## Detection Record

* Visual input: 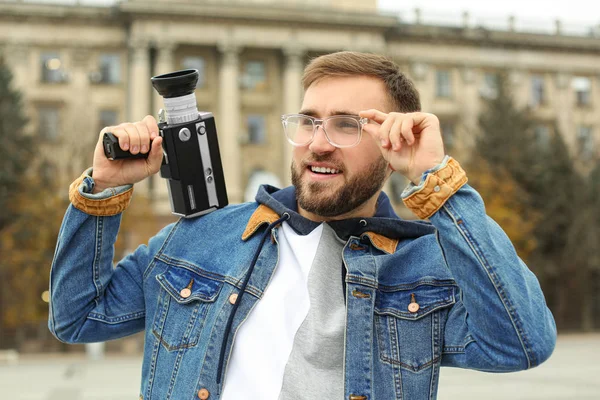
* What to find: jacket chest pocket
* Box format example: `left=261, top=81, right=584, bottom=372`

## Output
left=152, top=263, right=223, bottom=352
left=374, top=283, right=456, bottom=372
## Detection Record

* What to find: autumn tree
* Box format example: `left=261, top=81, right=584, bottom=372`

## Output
left=0, top=58, right=159, bottom=350
left=475, top=74, right=597, bottom=330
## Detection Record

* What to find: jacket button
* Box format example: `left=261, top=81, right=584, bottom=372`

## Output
left=408, top=293, right=420, bottom=313
left=197, top=388, right=210, bottom=399
left=349, top=395, right=367, bottom=400
left=180, top=288, right=192, bottom=298
left=229, top=293, right=238, bottom=304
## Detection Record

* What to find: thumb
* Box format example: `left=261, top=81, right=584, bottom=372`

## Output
left=148, top=136, right=164, bottom=173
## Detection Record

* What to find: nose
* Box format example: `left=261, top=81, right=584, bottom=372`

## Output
left=308, top=125, right=336, bottom=154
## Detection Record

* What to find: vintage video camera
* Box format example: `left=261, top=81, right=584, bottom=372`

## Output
left=103, top=69, right=228, bottom=218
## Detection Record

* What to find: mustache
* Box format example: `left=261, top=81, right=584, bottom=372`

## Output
left=300, top=154, right=344, bottom=170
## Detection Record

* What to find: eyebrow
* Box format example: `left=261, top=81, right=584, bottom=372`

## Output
left=299, top=109, right=359, bottom=118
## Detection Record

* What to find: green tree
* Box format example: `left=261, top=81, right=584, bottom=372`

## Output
left=0, top=57, right=32, bottom=231
left=476, top=74, right=595, bottom=330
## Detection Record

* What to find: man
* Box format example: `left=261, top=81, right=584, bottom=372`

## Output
left=48, top=51, right=556, bottom=400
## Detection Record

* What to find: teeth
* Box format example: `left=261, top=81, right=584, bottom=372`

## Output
left=311, top=166, right=340, bottom=174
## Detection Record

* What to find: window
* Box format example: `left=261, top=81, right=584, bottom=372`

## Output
left=577, top=125, right=594, bottom=160
left=38, top=106, right=60, bottom=141
left=99, top=54, right=121, bottom=84
left=98, top=110, right=118, bottom=133
left=435, top=70, right=452, bottom=98
left=440, top=122, right=455, bottom=151
left=533, top=124, right=551, bottom=149
left=531, top=75, right=546, bottom=107
left=40, top=52, right=64, bottom=83
left=480, top=72, right=499, bottom=99
left=241, top=61, right=267, bottom=91
left=246, top=115, right=266, bottom=144
left=182, top=56, right=206, bottom=88
left=572, top=77, right=591, bottom=107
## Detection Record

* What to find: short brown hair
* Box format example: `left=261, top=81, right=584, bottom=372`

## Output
left=302, top=51, right=421, bottom=113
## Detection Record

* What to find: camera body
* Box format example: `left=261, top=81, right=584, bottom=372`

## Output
left=158, top=111, right=228, bottom=218
left=103, top=69, right=228, bottom=218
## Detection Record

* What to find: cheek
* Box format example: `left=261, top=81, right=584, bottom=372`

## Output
left=292, top=147, right=305, bottom=166
left=346, top=142, right=383, bottom=173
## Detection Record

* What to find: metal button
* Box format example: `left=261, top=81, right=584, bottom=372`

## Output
left=408, top=293, right=420, bottom=313
left=434, top=185, right=441, bottom=192
left=408, top=302, right=420, bottom=313
left=349, top=395, right=367, bottom=400
left=197, top=388, right=210, bottom=399
left=229, top=293, right=238, bottom=305
left=180, top=278, right=194, bottom=298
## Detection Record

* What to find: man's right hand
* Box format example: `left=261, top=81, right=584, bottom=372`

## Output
left=91, top=115, right=164, bottom=194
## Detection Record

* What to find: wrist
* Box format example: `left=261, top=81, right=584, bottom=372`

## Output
left=90, top=172, right=114, bottom=194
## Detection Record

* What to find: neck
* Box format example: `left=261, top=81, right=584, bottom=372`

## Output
left=297, top=191, right=381, bottom=222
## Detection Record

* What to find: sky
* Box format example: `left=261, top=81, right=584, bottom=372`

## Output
left=24, top=0, right=600, bottom=32
left=378, top=0, right=600, bottom=30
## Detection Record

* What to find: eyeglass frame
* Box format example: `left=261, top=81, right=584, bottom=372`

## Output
left=280, top=113, right=370, bottom=149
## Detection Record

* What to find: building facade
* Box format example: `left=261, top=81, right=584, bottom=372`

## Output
left=1, top=0, right=599, bottom=222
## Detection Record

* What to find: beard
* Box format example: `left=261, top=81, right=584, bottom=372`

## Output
left=291, top=154, right=388, bottom=218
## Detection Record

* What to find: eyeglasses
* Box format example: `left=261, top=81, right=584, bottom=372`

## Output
left=281, top=114, right=370, bottom=148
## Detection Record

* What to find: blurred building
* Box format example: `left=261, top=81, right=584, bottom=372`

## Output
left=1, top=0, right=599, bottom=224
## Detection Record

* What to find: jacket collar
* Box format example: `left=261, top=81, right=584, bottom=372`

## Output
left=242, top=185, right=435, bottom=254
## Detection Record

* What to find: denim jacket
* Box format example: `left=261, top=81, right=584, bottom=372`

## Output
left=48, top=157, right=556, bottom=400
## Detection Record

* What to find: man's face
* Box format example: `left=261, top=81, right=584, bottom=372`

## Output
left=291, top=75, right=390, bottom=219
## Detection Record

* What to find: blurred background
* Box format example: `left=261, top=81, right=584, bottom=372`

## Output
left=0, top=0, right=599, bottom=399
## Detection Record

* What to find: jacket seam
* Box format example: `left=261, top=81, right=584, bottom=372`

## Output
left=441, top=202, right=533, bottom=368
left=88, top=310, right=145, bottom=324
left=143, top=219, right=183, bottom=281
left=376, top=280, right=458, bottom=292
left=155, top=254, right=226, bottom=283
left=92, top=216, right=104, bottom=298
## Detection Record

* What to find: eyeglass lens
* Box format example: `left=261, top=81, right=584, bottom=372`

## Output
left=284, top=116, right=361, bottom=147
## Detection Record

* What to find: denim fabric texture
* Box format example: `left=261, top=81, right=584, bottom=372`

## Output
left=48, top=167, right=557, bottom=400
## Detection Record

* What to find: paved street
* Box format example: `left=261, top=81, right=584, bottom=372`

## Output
left=1, top=334, right=598, bottom=399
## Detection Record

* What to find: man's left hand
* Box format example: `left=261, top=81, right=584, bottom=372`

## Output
left=359, top=110, right=446, bottom=185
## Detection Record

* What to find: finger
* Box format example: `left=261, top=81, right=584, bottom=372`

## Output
left=401, top=117, right=415, bottom=145
left=147, top=136, right=163, bottom=173
left=359, top=109, right=388, bottom=124
left=122, top=123, right=141, bottom=154
left=104, top=127, right=130, bottom=151
left=134, top=121, right=151, bottom=154
left=389, top=117, right=404, bottom=151
left=143, top=115, right=159, bottom=140
left=378, top=114, right=396, bottom=148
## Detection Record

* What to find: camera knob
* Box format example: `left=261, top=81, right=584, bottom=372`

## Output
left=179, top=127, right=191, bottom=142
left=198, top=125, right=207, bottom=135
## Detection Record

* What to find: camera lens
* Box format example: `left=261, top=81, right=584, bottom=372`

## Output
left=151, top=69, right=199, bottom=98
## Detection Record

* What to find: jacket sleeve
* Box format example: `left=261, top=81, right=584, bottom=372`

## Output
left=402, top=157, right=557, bottom=372
left=48, top=170, right=175, bottom=343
